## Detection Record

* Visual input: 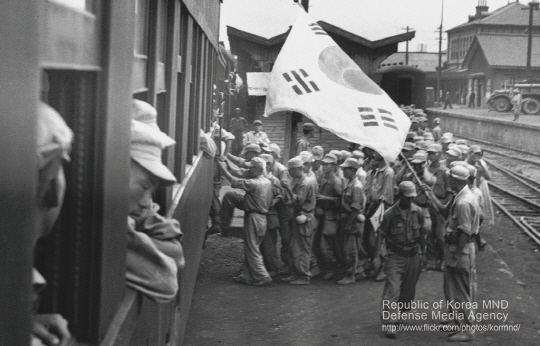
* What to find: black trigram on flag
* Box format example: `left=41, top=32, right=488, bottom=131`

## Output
left=282, top=69, right=320, bottom=95
left=309, top=23, right=328, bottom=36
left=358, top=107, right=398, bottom=131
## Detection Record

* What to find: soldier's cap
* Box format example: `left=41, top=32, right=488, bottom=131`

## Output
left=253, top=119, right=263, bottom=125
left=303, top=122, right=316, bottom=131
left=419, top=117, right=428, bottom=122
left=357, top=158, right=365, bottom=166
left=513, top=88, right=520, bottom=93
left=427, top=143, right=442, bottom=153
left=267, top=143, right=281, bottom=156
left=457, top=144, right=470, bottom=155
left=339, top=158, right=359, bottom=169
left=455, top=139, right=468, bottom=145
left=415, top=141, right=428, bottom=151
left=321, top=153, right=338, bottom=164
left=410, top=152, right=427, bottom=164
left=423, top=132, right=434, bottom=140
left=241, top=143, right=262, bottom=154
left=466, top=164, right=477, bottom=178
left=413, top=136, right=424, bottom=143
left=329, top=150, right=342, bottom=160
left=131, top=120, right=177, bottom=186
left=259, top=153, right=274, bottom=164
left=411, top=118, right=420, bottom=123
left=440, top=136, right=453, bottom=144
left=402, top=142, right=415, bottom=151
left=399, top=181, right=417, bottom=197
left=260, top=143, right=272, bottom=153
left=446, top=148, right=461, bottom=157
left=433, top=118, right=441, bottom=124
left=311, top=145, right=324, bottom=160
left=469, top=145, right=482, bottom=154
left=132, top=99, right=159, bottom=130
left=449, top=165, right=470, bottom=181
left=287, top=157, right=304, bottom=168
left=245, top=157, right=266, bottom=169
left=352, top=150, right=365, bottom=159
left=37, top=102, right=74, bottom=164
left=341, top=150, right=353, bottom=160
left=299, top=150, right=314, bottom=163
left=443, top=132, right=453, bottom=139
left=407, top=131, right=418, bottom=139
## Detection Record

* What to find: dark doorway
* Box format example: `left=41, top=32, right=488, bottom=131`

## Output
left=397, top=77, right=413, bottom=106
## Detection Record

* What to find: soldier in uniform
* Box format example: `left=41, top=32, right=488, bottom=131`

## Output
left=376, top=181, right=426, bottom=339
left=282, top=157, right=317, bottom=285
left=316, top=154, right=343, bottom=280
left=337, top=158, right=366, bottom=284
left=265, top=143, right=295, bottom=275
left=442, top=165, right=481, bottom=342
left=401, top=152, right=436, bottom=270
left=296, top=122, right=315, bottom=155
left=229, top=107, right=247, bottom=155
left=364, top=151, right=395, bottom=279
left=426, top=144, right=452, bottom=270
left=259, top=154, right=284, bottom=277
left=432, top=118, right=442, bottom=142
left=311, top=145, right=324, bottom=182
left=217, top=157, right=273, bottom=286
left=242, top=119, right=270, bottom=147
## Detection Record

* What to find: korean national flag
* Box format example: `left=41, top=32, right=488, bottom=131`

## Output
left=264, top=6, right=411, bottom=162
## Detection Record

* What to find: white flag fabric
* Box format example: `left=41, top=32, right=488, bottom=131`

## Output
left=264, top=8, right=411, bottom=162
left=369, top=203, right=386, bottom=233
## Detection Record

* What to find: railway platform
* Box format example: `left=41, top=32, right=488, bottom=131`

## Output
left=427, top=105, right=540, bottom=127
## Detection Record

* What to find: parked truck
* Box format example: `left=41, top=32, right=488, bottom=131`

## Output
left=487, top=79, right=540, bottom=114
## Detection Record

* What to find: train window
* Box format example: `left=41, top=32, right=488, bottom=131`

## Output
left=158, top=0, right=168, bottom=64
left=134, top=0, right=150, bottom=91
left=135, top=0, right=149, bottom=55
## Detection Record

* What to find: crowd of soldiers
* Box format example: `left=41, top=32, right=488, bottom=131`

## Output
left=212, top=105, right=492, bottom=342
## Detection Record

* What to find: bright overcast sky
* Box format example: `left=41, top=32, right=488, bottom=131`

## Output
left=220, top=0, right=519, bottom=52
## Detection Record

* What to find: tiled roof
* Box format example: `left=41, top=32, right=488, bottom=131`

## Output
left=378, top=52, right=446, bottom=72
left=448, top=2, right=540, bottom=32
left=465, top=34, right=540, bottom=68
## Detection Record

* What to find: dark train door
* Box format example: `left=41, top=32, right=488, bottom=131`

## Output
left=397, top=76, right=413, bottom=106
left=374, top=65, right=427, bottom=109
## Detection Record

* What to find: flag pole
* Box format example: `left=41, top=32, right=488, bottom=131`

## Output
left=398, top=152, right=434, bottom=203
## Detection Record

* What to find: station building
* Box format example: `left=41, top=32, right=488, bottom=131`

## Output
left=442, top=0, right=540, bottom=107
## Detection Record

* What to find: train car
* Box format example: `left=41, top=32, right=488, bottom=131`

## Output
left=373, top=65, right=427, bottom=110
left=1, top=1, right=222, bottom=345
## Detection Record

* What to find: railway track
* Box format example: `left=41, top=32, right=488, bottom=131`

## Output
left=455, top=136, right=540, bottom=246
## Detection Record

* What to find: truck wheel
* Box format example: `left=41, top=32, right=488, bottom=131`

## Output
left=493, top=97, right=510, bottom=112
left=523, top=98, right=540, bottom=115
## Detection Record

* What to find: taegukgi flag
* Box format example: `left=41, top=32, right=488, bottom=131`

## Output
left=264, top=7, right=411, bottom=162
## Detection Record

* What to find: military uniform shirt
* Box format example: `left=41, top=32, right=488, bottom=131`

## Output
left=447, top=186, right=481, bottom=236
left=380, top=203, right=425, bottom=246
left=242, top=131, right=270, bottom=146
left=366, top=165, right=395, bottom=206
left=231, top=175, right=273, bottom=214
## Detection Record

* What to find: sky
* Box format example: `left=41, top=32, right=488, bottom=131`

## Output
left=220, top=0, right=519, bottom=52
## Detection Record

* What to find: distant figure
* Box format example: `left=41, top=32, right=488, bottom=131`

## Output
left=443, top=92, right=453, bottom=109
left=243, top=119, right=270, bottom=147
left=431, top=118, right=442, bottom=142
left=511, top=88, right=522, bottom=121
left=296, top=122, right=315, bottom=155
left=468, top=91, right=476, bottom=108
left=229, top=108, right=247, bottom=155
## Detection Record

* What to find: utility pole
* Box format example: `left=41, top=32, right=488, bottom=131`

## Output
left=526, top=1, right=539, bottom=75
left=402, top=26, right=414, bottom=65
left=437, top=0, right=444, bottom=103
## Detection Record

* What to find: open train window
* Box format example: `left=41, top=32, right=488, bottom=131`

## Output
left=133, top=0, right=150, bottom=91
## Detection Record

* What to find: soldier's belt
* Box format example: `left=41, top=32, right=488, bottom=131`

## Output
left=444, top=232, right=474, bottom=245
left=387, top=242, right=418, bottom=257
